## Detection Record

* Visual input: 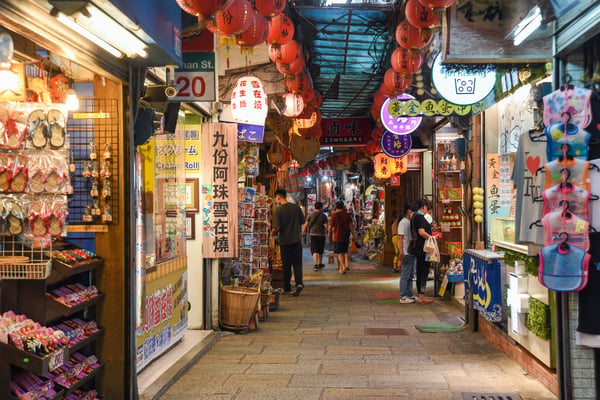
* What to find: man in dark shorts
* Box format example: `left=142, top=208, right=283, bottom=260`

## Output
left=302, top=201, right=329, bottom=271
left=329, top=200, right=354, bottom=274
left=272, top=189, right=305, bottom=296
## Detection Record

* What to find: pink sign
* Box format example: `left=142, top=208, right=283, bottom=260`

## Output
left=380, top=93, right=422, bottom=135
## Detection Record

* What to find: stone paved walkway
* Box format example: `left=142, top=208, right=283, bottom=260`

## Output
left=161, top=249, right=557, bottom=400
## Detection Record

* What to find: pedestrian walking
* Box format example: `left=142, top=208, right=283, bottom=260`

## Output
left=329, top=200, right=354, bottom=274
left=272, top=189, right=305, bottom=296
left=302, top=201, right=329, bottom=271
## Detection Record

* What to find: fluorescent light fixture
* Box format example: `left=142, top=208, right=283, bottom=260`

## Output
left=54, top=3, right=148, bottom=58
left=56, top=12, right=122, bottom=58
left=513, top=6, right=543, bottom=46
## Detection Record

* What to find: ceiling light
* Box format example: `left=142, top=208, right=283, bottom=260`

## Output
left=56, top=12, right=122, bottom=58
left=512, top=6, right=543, bottom=46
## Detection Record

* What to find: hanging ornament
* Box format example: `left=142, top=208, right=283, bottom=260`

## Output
left=276, top=56, right=305, bottom=75
left=418, top=0, right=456, bottom=9
left=391, top=48, right=423, bottom=75
left=389, top=156, right=408, bottom=175
left=206, top=0, right=253, bottom=41
left=295, top=109, right=320, bottom=129
left=236, top=11, right=269, bottom=51
left=395, top=21, right=433, bottom=50
left=231, top=76, right=269, bottom=125
left=269, top=40, right=301, bottom=64
left=176, top=0, right=233, bottom=20
left=284, top=71, right=311, bottom=92
left=282, top=92, right=304, bottom=117
left=384, top=68, right=414, bottom=93
left=254, top=0, right=287, bottom=17
left=405, top=0, right=441, bottom=29
left=267, top=13, right=295, bottom=46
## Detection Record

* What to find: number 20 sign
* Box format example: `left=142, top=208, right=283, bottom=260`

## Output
left=171, top=52, right=216, bottom=102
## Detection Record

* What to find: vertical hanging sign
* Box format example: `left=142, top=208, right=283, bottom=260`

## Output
left=201, top=123, right=238, bottom=258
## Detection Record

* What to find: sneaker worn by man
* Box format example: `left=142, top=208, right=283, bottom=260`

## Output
left=292, top=285, right=304, bottom=296
left=400, top=296, right=416, bottom=304
left=313, top=264, right=319, bottom=271
left=318, top=263, right=325, bottom=269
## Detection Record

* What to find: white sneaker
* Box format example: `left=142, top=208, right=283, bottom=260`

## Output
left=400, top=296, right=416, bottom=304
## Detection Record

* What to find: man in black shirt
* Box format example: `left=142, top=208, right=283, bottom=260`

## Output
left=411, top=198, right=434, bottom=304
left=272, top=189, right=305, bottom=296
left=302, top=201, right=329, bottom=271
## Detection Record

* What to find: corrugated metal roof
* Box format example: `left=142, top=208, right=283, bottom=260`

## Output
left=294, top=4, right=396, bottom=118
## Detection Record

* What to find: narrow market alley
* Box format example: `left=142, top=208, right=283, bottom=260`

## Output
left=160, top=249, right=557, bottom=400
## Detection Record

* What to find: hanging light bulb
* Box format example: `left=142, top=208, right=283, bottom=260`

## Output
left=0, top=27, right=14, bottom=69
left=66, top=88, right=79, bottom=111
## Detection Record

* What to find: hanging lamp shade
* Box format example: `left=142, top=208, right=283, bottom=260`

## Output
left=390, top=156, right=408, bottom=174
left=374, top=153, right=391, bottom=179
left=282, top=92, right=304, bottom=117
left=391, top=48, right=423, bottom=75
left=231, top=76, right=269, bottom=125
left=176, top=0, right=233, bottom=20
left=395, top=21, right=432, bottom=50
left=379, top=82, right=397, bottom=98
left=418, top=0, right=456, bottom=9
left=301, top=86, right=315, bottom=104
left=254, top=0, right=287, bottom=17
left=284, top=71, right=311, bottom=92
left=267, top=13, right=295, bottom=45
left=269, top=40, right=301, bottom=64
left=276, top=56, right=304, bottom=75
left=384, top=68, right=414, bottom=93
left=405, top=0, right=441, bottom=28
left=207, top=0, right=253, bottom=35
left=236, top=11, right=269, bottom=48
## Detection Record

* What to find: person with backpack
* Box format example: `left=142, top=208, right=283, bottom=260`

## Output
left=329, top=200, right=354, bottom=274
left=302, top=201, right=329, bottom=271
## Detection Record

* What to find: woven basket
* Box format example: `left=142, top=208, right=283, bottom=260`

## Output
left=220, top=285, right=259, bottom=330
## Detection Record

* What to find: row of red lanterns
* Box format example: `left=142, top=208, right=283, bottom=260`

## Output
left=369, top=0, right=456, bottom=131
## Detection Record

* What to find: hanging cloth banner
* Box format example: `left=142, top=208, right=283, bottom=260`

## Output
left=201, top=123, right=238, bottom=258
left=320, top=117, right=373, bottom=146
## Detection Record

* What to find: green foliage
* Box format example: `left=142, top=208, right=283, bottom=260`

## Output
left=503, top=284, right=511, bottom=317
left=525, top=297, right=551, bottom=340
left=499, top=248, right=539, bottom=276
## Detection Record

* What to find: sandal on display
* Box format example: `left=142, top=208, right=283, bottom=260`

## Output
left=28, top=159, right=46, bottom=194
left=10, top=156, right=28, bottom=193
left=6, top=202, right=24, bottom=236
left=0, top=155, right=13, bottom=192
left=47, top=109, right=66, bottom=149
left=45, top=167, right=63, bottom=193
left=27, top=109, right=48, bottom=149
left=29, top=202, right=47, bottom=236
left=5, top=111, right=27, bottom=149
left=47, top=202, right=66, bottom=237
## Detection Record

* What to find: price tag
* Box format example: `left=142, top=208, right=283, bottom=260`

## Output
left=48, top=348, right=65, bottom=371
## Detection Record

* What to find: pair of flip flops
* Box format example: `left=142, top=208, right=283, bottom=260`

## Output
left=0, top=200, right=25, bottom=236
left=0, top=109, right=27, bottom=149
left=28, top=156, right=68, bottom=194
left=29, top=201, right=67, bottom=237
left=0, top=155, right=28, bottom=193
left=27, top=109, right=66, bottom=149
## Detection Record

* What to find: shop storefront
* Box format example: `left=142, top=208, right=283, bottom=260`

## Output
left=0, top=0, right=183, bottom=398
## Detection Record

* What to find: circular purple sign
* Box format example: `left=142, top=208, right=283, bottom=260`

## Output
left=380, top=93, right=423, bottom=135
left=380, top=130, right=412, bottom=158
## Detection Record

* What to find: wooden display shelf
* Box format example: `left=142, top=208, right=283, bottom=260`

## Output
left=45, top=293, right=105, bottom=321
left=47, top=259, right=104, bottom=285
left=69, top=328, right=104, bottom=354
left=57, top=363, right=104, bottom=393
left=0, top=341, right=68, bottom=375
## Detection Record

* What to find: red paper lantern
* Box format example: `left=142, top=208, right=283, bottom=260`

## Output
left=284, top=71, right=310, bottom=92
left=295, top=110, right=320, bottom=129
left=231, top=76, right=269, bottom=125
left=370, top=103, right=381, bottom=121
left=384, top=68, right=414, bottom=93
left=301, top=86, right=315, bottom=104
left=297, top=103, right=315, bottom=119
left=267, top=13, right=295, bottom=45
left=176, top=0, right=233, bottom=19
left=276, top=56, right=304, bottom=75
left=313, top=91, right=322, bottom=107
left=418, top=0, right=456, bottom=9
left=254, top=0, right=287, bottom=17
left=318, top=160, right=327, bottom=169
left=269, top=40, right=300, bottom=64
left=374, top=90, right=386, bottom=109
left=379, top=82, right=396, bottom=98
left=391, top=48, right=423, bottom=74
left=236, top=11, right=269, bottom=48
left=282, top=92, right=304, bottom=117
left=371, top=127, right=383, bottom=141
left=405, top=0, right=441, bottom=29
left=209, top=0, right=253, bottom=35
left=395, top=21, right=432, bottom=50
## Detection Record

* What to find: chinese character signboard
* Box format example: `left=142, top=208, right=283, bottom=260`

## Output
left=201, top=123, right=238, bottom=258
left=380, top=130, right=412, bottom=158
left=320, top=117, right=372, bottom=146
left=380, top=93, right=423, bottom=134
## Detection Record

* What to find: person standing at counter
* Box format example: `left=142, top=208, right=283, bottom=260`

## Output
left=411, top=198, right=434, bottom=304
